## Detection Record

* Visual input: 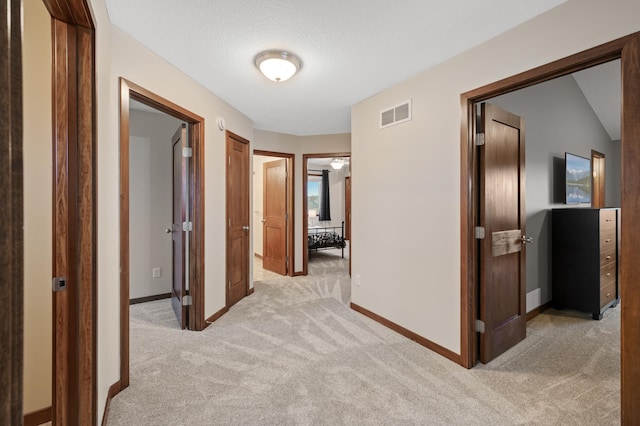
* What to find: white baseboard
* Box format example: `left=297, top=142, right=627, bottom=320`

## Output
left=526, top=288, right=541, bottom=313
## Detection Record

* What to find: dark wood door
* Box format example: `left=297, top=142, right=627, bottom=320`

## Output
left=263, top=159, right=287, bottom=275
left=226, top=132, right=250, bottom=308
left=345, top=176, right=351, bottom=240
left=478, top=103, right=527, bottom=363
left=171, top=124, right=188, bottom=329
left=591, top=150, right=605, bottom=208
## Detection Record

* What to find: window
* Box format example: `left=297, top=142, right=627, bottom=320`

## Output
left=308, top=176, right=322, bottom=225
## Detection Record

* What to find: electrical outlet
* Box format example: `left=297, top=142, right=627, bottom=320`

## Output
left=152, top=267, right=161, bottom=278
left=355, top=274, right=361, bottom=286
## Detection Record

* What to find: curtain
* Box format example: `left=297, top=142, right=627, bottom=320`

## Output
left=319, top=169, right=331, bottom=221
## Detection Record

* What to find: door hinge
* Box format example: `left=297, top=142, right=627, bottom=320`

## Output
left=285, top=213, right=289, bottom=220
left=182, top=147, right=193, bottom=158
left=475, top=132, right=485, bottom=146
left=182, top=221, right=193, bottom=232
left=228, top=281, right=231, bottom=290
left=52, top=277, right=67, bottom=292
left=475, top=320, right=485, bottom=333
left=228, top=156, right=231, bottom=165
left=228, top=218, right=231, bottom=228
left=182, top=295, right=192, bottom=306
left=475, top=226, right=485, bottom=239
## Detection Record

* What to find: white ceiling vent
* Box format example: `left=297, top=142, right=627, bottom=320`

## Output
left=380, top=99, right=412, bottom=129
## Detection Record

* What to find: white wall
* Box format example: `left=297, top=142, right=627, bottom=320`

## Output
left=129, top=110, right=184, bottom=299
left=89, top=0, right=254, bottom=421
left=351, top=0, right=640, bottom=355
left=253, top=131, right=351, bottom=272
left=22, top=0, right=52, bottom=414
left=252, top=155, right=270, bottom=257
left=489, top=74, right=620, bottom=308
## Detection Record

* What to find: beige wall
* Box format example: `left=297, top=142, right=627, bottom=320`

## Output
left=253, top=131, right=351, bottom=272
left=89, top=0, right=254, bottom=420
left=23, top=0, right=52, bottom=414
left=351, top=0, right=640, bottom=354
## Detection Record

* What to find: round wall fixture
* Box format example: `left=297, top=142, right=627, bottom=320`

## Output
left=216, top=116, right=226, bottom=131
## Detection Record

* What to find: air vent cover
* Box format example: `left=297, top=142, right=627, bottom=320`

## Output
left=380, top=99, right=412, bottom=129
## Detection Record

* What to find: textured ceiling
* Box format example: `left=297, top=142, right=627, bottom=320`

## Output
left=107, top=0, right=566, bottom=136
left=572, top=60, right=621, bottom=141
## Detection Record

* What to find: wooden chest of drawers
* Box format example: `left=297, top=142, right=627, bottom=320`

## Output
left=551, top=208, right=620, bottom=320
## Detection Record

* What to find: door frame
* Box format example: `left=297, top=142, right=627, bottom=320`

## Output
left=40, top=0, right=97, bottom=424
left=253, top=150, right=295, bottom=277
left=2, top=0, right=25, bottom=423
left=118, top=78, right=206, bottom=393
left=459, top=32, right=640, bottom=422
left=302, top=152, right=351, bottom=275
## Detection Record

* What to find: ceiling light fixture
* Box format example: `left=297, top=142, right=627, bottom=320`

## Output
left=255, top=50, right=302, bottom=82
left=330, top=158, right=345, bottom=170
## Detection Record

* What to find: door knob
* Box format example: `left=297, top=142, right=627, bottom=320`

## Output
left=165, top=228, right=173, bottom=233
left=261, top=219, right=266, bottom=223
left=521, top=235, right=533, bottom=244
left=242, top=226, right=250, bottom=231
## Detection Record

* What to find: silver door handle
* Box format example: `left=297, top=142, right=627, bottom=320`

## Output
left=165, top=228, right=173, bottom=233
left=521, top=235, right=533, bottom=244
left=242, top=226, right=250, bottom=231
left=261, top=220, right=266, bottom=223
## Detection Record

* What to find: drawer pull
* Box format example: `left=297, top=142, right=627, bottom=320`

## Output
left=605, top=239, right=612, bottom=243
left=606, top=256, right=612, bottom=260
left=606, top=273, right=612, bottom=277
left=606, top=292, right=612, bottom=297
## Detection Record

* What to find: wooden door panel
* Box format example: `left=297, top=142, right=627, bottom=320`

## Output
left=263, top=159, right=287, bottom=275
left=479, top=103, right=526, bottom=363
left=229, top=235, right=243, bottom=285
left=226, top=132, right=249, bottom=308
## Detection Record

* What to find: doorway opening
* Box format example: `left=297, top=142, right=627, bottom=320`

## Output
left=303, top=153, right=351, bottom=276
left=118, top=78, right=206, bottom=391
left=252, top=150, right=294, bottom=281
left=459, top=33, right=640, bottom=421
left=472, top=59, right=623, bottom=363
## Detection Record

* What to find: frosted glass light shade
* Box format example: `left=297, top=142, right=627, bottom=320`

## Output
left=331, top=158, right=345, bottom=170
left=255, top=51, right=301, bottom=82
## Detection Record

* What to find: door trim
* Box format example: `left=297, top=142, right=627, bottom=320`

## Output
left=459, top=32, right=640, bottom=423
left=118, top=78, right=206, bottom=393
left=302, top=152, right=351, bottom=275
left=42, top=0, right=97, bottom=423
left=254, top=150, right=295, bottom=277
left=2, top=0, right=24, bottom=423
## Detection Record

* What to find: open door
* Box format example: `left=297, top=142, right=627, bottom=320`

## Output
left=478, top=103, right=528, bottom=363
left=171, top=124, right=188, bottom=328
left=263, top=159, right=288, bottom=275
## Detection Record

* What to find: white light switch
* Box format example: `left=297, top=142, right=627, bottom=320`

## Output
left=152, top=267, right=161, bottom=278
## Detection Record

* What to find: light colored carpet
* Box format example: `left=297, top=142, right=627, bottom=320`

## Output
left=107, top=255, right=620, bottom=425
